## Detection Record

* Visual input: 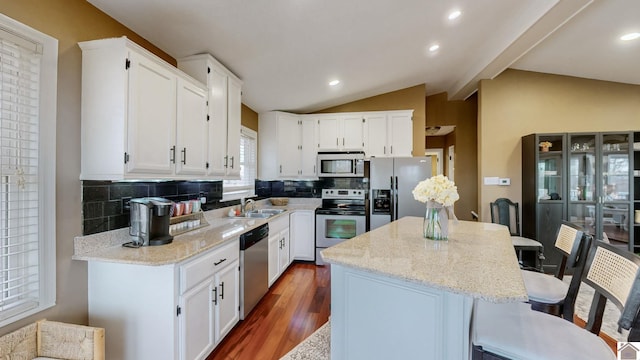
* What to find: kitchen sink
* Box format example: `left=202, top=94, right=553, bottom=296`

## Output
left=239, top=208, right=286, bottom=218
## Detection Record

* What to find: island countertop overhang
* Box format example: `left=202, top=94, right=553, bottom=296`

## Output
left=321, top=216, right=528, bottom=303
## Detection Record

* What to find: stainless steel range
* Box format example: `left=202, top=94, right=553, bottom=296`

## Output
left=315, top=189, right=367, bottom=265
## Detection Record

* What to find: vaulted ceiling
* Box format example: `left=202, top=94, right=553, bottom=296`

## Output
left=87, top=0, right=640, bottom=114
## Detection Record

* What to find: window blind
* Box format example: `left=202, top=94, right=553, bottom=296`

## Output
left=0, top=35, right=41, bottom=320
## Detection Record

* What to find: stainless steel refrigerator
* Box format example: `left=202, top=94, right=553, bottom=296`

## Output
left=369, top=157, right=432, bottom=230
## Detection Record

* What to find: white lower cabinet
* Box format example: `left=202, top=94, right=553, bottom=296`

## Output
left=87, top=239, right=239, bottom=360
left=179, top=240, right=240, bottom=360
left=267, top=215, right=291, bottom=287
left=290, top=210, right=315, bottom=261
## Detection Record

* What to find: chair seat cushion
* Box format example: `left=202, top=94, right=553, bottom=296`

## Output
left=521, top=269, right=568, bottom=303
left=511, top=236, right=543, bottom=248
left=472, top=300, right=615, bottom=360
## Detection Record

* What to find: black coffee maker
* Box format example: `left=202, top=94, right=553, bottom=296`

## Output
left=128, top=197, right=174, bottom=246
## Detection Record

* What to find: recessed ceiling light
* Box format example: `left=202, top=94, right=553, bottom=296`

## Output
left=429, top=44, right=440, bottom=52
left=329, top=80, right=340, bottom=86
left=448, top=10, right=462, bottom=20
left=620, top=32, right=640, bottom=41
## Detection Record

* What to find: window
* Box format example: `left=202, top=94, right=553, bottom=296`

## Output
left=222, top=127, right=257, bottom=201
left=0, top=14, right=57, bottom=327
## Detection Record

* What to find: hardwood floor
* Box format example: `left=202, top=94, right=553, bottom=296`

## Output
left=207, top=262, right=331, bottom=360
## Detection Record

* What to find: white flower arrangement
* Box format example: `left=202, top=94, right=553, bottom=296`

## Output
left=412, top=174, right=459, bottom=207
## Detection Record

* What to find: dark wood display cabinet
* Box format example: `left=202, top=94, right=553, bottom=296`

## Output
left=523, top=131, right=637, bottom=272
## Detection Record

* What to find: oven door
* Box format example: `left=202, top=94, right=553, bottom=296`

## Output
left=315, top=213, right=366, bottom=248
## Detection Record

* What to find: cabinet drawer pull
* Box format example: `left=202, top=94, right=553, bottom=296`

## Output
left=214, top=258, right=227, bottom=266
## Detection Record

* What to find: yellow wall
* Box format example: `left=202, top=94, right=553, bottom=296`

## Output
left=241, top=104, right=259, bottom=132
left=315, top=84, right=426, bottom=156
left=478, top=69, right=640, bottom=222
left=425, top=93, right=478, bottom=221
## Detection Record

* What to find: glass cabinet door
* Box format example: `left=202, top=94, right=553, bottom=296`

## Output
left=537, top=135, right=564, bottom=201
left=568, top=134, right=597, bottom=235
left=601, top=133, right=631, bottom=246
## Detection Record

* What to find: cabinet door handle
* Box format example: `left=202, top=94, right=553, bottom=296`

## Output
left=343, top=138, right=345, bottom=146
left=219, top=281, right=225, bottom=300
left=212, top=287, right=218, bottom=306
left=181, top=148, right=187, bottom=165
left=214, top=258, right=227, bottom=266
left=336, top=138, right=338, bottom=146
left=384, top=146, right=386, bottom=155
left=224, top=156, right=228, bottom=168
left=170, top=146, right=176, bottom=164
left=230, top=156, right=235, bottom=169
left=390, top=145, right=393, bottom=154
left=280, top=165, right=282, bottom=173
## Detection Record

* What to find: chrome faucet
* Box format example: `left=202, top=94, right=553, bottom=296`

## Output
left=240, top=198, right=255, bottom=214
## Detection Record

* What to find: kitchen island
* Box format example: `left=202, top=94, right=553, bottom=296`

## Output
left=321, top=217, right=527, bottom=360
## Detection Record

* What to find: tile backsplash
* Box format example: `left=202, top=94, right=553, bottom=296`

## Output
left=82, top=180, right=223, bottom=235
left=82, top=177, right=369, bottom=236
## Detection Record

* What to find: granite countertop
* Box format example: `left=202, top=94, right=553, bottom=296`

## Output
left=321, top=217, right=527, bottom=303
left=73, top=199, right=320, bottom=266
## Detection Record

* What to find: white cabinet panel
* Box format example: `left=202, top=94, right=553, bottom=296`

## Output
left=179, top=279, right=215, bottom=360
left=290, top=210, right=315, bottom=261
left=259, top=112, right=318, bottom=180
left=267, top=215, right=291, bottom=286
left=365, top=110, right=413, bottom=158
left=277, top=114, right=303, bottom=178
left=126, top=50, right=176, bottom=175
left=226, top=77, right=242, bottom=178
left=317, top=114, right=365, bottom=151
left=178, top=54, right=244, bottom=179
left=176, top=78, right=208, bottom=175
left=215, top=259, right=240, bottom=343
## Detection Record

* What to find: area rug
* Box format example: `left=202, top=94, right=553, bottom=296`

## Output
left=280, top=321, right=331, bottom=360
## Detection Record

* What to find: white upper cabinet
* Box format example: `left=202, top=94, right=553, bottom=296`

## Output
left=259, top=111, right=318, bottom=180
left=259, top=109, right=413, bottom=180
left=365, top=110, right=413, bottom=157
left=79, top=37, right=208, bottom=180
left=125, top=50, right=177, bottom=175
left=317, top=114, right=366, bottom=151
left=176, top=78, right=208, bottom=175
left=178, top=53, right=243, bottom=179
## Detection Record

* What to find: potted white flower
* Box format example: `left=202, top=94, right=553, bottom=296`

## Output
left=412, top=175, right=459, bottom=240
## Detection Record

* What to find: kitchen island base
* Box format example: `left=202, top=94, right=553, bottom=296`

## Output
left=330, top=264, right=473, bottom=360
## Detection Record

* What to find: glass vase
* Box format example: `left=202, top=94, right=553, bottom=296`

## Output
left=423, top=201, right=449, bottom=240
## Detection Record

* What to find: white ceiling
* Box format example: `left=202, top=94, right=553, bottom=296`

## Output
left=86, top=0, right=639, bottom=114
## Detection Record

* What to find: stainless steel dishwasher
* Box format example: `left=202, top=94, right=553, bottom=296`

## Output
left=239, top=223, right=269, bottom=320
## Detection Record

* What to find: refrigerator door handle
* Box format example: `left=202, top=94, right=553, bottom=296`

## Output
left=394, top=176, right=399, bottom=221
left=390, top=176, right=395, bottom=221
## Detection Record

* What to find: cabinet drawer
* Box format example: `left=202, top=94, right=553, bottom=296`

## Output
left=180, top=239, right=239, bottom=294
left=269, top=214, right=289, bottom=235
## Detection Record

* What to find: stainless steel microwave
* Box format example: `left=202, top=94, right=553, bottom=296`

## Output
left=317, top=152, right=365, bottom=177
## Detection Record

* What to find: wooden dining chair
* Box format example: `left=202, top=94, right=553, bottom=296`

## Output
left=490, top=198, right=545, bottom=271
left=471, top=240, right=640, bottom=360
left=522, top=221, right=588, bottom=317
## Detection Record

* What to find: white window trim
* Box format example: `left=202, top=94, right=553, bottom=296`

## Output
left=222, top=126, right=257, bottom=202
left=0, top=14, right=57, bottom=327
